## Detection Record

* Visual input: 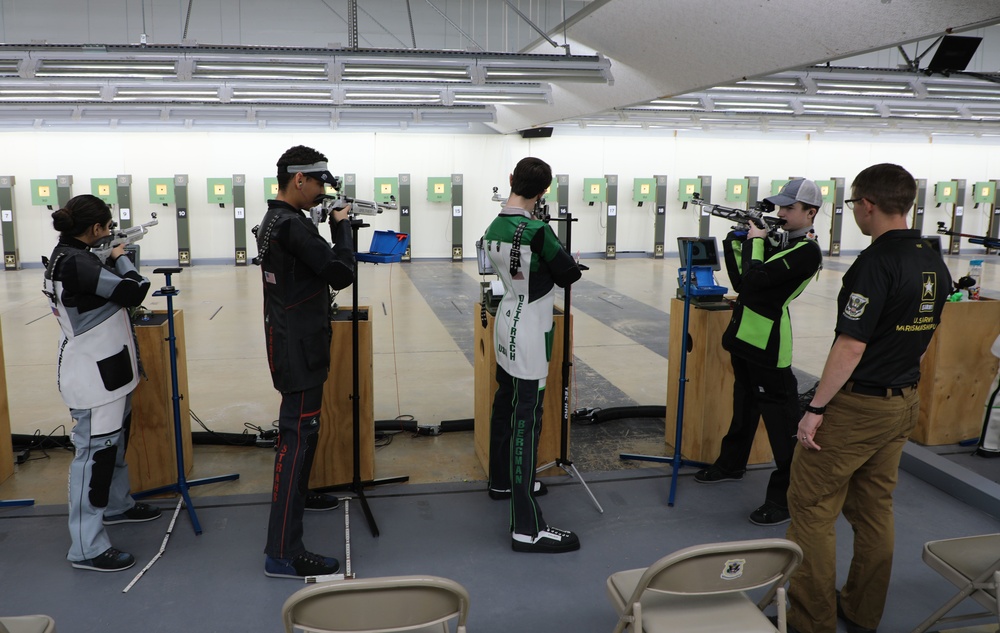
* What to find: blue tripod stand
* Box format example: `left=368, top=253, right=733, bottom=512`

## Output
left=132, top=268, right=239, bottom=534
left=620, top=239, right=708, bottom=506
left=0, top=498, right=33, bottom=508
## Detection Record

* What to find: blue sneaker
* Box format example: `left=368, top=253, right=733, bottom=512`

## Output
left=264, top=551, right=340, bottom=579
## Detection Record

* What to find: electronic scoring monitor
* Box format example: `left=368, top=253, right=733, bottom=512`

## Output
left=677, top=236, right=721, bottom=271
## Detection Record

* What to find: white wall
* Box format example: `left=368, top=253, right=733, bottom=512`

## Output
left=2, top=129, right=999, bottom=266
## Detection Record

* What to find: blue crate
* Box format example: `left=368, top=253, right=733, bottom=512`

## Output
left=356, top=230, right=410, bottom=263
left=677, top=266, right=728, bottom=296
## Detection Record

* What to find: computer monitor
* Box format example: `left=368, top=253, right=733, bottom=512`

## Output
left=677, top=237, right=721, bottom=271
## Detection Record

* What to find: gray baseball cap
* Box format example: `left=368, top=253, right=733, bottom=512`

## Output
left=765, top=178, right=823, bottom=208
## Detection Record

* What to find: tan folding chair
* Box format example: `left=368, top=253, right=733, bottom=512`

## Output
left=0, top=615, right=57, bottom=633
left=281, top=575, right=469, bottom=633
left=911, top=533, right=1000, bottom=633
left=606, top=538, right=802, bottom=633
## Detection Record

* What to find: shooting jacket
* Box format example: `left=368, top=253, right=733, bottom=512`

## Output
left=257, top=199, right=355, bottom=393
left=482, top=206, right=581, bottom=381
left=43, top=237, right=150, bottom=410
left=721, top=228, right=822, bottom=368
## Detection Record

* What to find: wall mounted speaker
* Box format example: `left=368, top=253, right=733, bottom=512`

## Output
left=927, top=35, right=982, bottom=73
left=519, top=127, right=554, bottom=139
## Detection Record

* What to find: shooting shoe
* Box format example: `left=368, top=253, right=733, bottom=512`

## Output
left=103, top=502, right=162, bottom=525
left=511, top=526, right=580, bottom=553
left=488, top=480, right=548, bottom=500
left=71, top=547, right=135, bottom=572
left=265, top=552, right=340, bottom=579
left=748, top=500, right=791, bottom=526
left=694, top=465, right=745, bottom=484
left=304, top=492, right=340, bottom=512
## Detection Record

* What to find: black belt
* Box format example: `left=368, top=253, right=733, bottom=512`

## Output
left=844, top=382, right=912, bottom=398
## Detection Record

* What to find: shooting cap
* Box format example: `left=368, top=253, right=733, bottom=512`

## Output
left=765, top=178, right=823, bottom=208
left=287, top=161, right=337, bottom=187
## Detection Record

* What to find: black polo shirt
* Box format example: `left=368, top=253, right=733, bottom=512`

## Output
left=835, top=229, right=951, bottom=388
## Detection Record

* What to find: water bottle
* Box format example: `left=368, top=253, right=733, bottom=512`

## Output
left=969, top=259, right=983, bottom=300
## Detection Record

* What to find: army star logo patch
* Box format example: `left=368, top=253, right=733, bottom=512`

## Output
left=920, top=272, right=937, bottom=312
left=844, top=293, right=869, bottom=320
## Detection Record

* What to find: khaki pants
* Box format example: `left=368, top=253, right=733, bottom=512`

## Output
left=786, top=387, right=919, bottom=633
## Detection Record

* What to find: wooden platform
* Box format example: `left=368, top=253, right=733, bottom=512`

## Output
left=309, top=307, right=375, bottom=488
left=665, top=298, right=772, bottom=465
left=128, top=310, right=193, bottom=492
left=913, top=298, right=1000, bottom=445
left=474, top=304, right=571, bottom=478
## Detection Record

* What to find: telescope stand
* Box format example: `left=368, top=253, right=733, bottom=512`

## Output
left=540, top=212, right=603, bottom=514
left=620, top=241, right=708, bottom=506
left=314, top=219, right=408, bottom=537
left=132, top=268, right=240, bottom=534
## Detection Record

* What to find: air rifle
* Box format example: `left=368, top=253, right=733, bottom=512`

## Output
left=93, top=213, right=158, bottom=263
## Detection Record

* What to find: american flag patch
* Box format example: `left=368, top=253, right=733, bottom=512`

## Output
left=264, top=271, right=276, bottom=284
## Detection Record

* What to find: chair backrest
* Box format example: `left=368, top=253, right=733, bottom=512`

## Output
left=633, top=538, right=803, bottom=606
left=282, top=575, right=470, bottom=633
left=0, top=615, right=57, bottom=633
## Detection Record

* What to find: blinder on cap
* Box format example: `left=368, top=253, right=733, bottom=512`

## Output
left=286, top=162, right=337, bottom=186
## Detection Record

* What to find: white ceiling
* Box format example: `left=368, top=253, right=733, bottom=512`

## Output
left=0, top=0, right=999, bottom=134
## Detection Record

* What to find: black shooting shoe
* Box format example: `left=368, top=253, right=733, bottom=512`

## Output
left=71, top=547, right=136, bottom=572
left=103, top=502, right=162, bottom=525
left=694, top=465, right=745, bottom=483
left=749, top=500, right=791, bottom=526
left=304, top=492, right=341, bottom=512
left=264, top=551, right=340, bottom=579
left=511, top=526, right=580, bottom=553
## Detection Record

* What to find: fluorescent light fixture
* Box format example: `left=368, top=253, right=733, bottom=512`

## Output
left=35, top=60, right=176, bottom=78
left=193, top=61, right=328, bottom=81
left=710, top=78, right=803, bottom=93
left=0, top=43, right=611, bottom=127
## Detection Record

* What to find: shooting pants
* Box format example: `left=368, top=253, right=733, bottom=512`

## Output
left=714, top=354, right=799, bottom=507
left=67, top=394, right=135, bottom=561
left=265, top=385, right=322, bottom=560
left=488, top=365, right=546, bottom=537
left=786, top=386, right=918, bottom=633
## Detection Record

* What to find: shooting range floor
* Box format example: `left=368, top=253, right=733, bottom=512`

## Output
left=2, top=465, right=1000, bottom=633
left=2, top=256, right=999, bottom=632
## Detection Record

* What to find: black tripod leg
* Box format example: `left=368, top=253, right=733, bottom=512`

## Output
left=352, top=485, right=379, bottom=537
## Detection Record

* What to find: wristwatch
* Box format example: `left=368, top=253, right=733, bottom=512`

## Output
left=803, top=403, right=827, bottom=415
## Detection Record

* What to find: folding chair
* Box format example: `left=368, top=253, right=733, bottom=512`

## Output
left=606, top=538, right=802, bottom=633
left=282, top=575, right=469, bottom=633
left=0, top=615, right=57, bottom=633
left=911, top=533, right=1000, bottom=633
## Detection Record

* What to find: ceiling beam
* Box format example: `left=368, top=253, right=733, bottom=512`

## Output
left=491, top=0, right=1000, bottom=133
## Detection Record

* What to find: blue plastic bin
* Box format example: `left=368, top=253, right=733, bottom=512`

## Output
left=356, top=230, right=410, bottom=263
